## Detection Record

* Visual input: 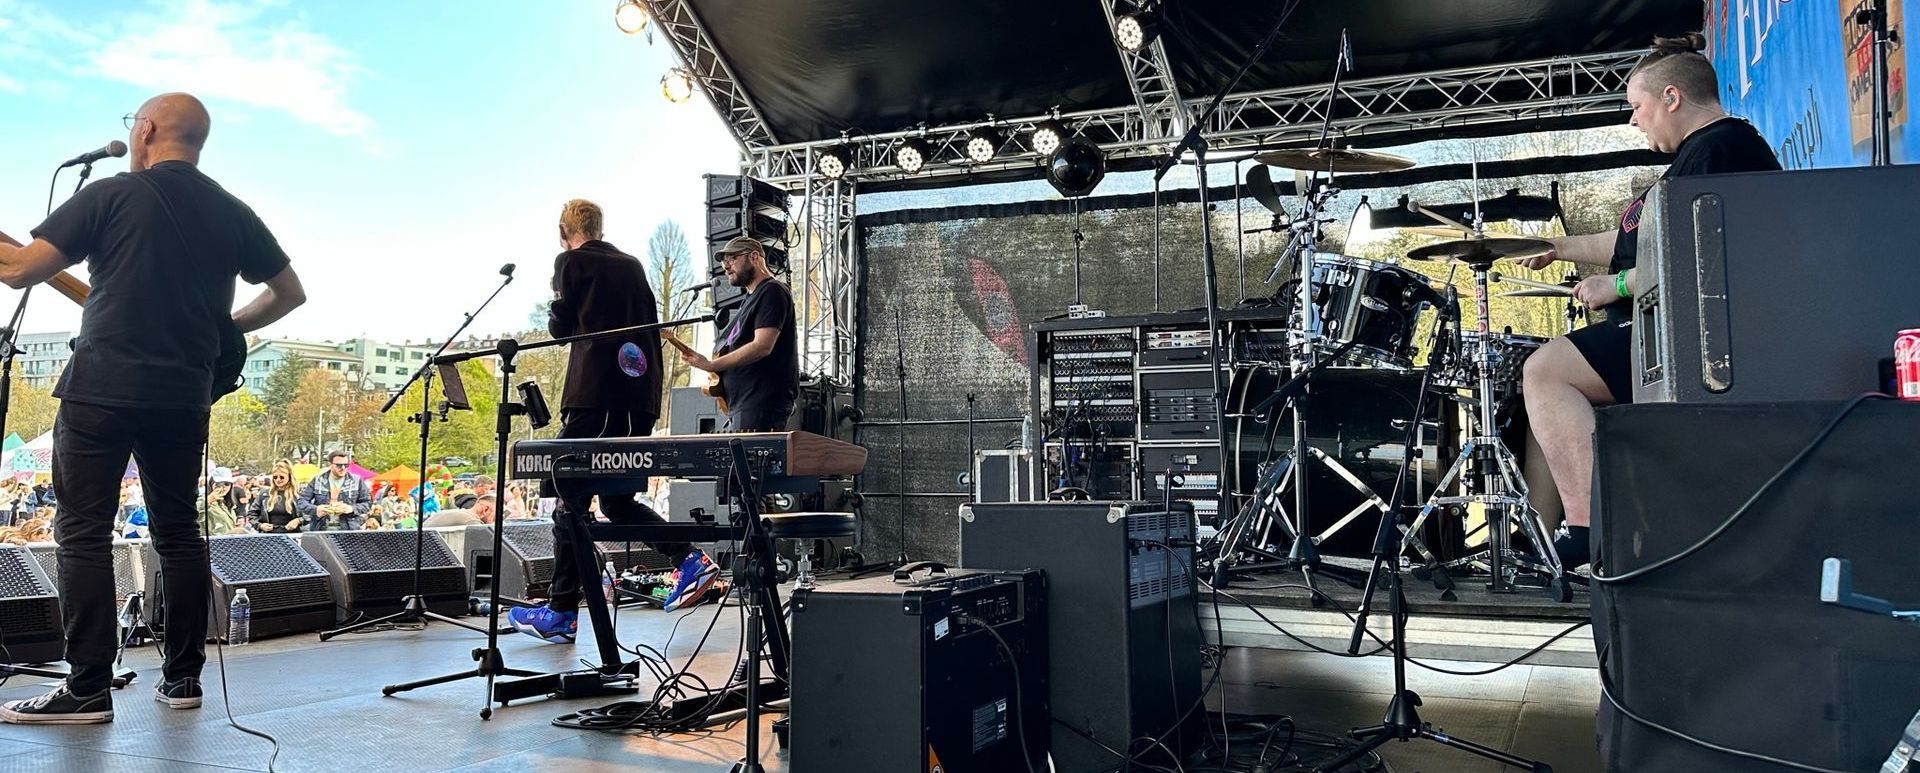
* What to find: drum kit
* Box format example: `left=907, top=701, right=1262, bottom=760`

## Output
left=1213, top=143, right=1578, bottom=600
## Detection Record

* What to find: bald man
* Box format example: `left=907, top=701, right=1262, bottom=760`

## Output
left=0, top=92, right=307, bottom=724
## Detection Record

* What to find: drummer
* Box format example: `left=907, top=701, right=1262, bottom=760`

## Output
left=1515, top=33, right=1779, bottom=570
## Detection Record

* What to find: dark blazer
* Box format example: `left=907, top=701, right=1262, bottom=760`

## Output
left=548, top=240, right=664, bottom=417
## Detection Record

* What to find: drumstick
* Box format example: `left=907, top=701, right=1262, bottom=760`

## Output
left=1488, top=272, right=1573, bottom=293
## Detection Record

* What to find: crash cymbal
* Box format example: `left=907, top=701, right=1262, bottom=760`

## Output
left=1253, top=148, right=1417, bottom=173
left=1496, top=288, right=1574, bottom=298
left=1406, top=237, right=1553, bottom=267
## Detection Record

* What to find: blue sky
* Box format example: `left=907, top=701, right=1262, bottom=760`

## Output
left=0, top=0, right=740, bottom=341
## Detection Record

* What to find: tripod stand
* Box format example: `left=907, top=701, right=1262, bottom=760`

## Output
left=323, top=264, right=517, bottom=642
left=1319, top=297, right=1551, bottom=773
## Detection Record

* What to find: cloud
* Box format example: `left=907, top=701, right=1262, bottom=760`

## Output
left=3, top=0, right=373, bottom=138
left=0, top=73, right=20, bottom=93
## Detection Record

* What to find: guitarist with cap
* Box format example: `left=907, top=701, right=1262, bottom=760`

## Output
left=0, top=92, right=307, bottom=725
left=667, top=235, right=798, bottom=433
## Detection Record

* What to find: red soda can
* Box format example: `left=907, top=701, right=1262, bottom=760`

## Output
left=1897, top=329, right=1920, bottom=400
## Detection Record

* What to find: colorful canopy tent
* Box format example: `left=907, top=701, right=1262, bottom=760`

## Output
left=291, top=463, right=321, bottom=485
left=2, top=431, right=53, bottom=478
left=347, top=463, right=376, bottom=480
left=374, top=465, right=421, bottom=491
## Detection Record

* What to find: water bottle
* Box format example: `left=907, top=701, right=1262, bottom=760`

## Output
left=228, top=587, right=252, bottom=645
left=602, top=561, right=618, bottom=604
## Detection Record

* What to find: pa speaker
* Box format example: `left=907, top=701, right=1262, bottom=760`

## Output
left=0, top=544, right=62, bottom=664
left=146, top=534, right=335, bottom=641
left=1592, top=400, right=1920, bottom=772
left=299, top=530, right=470, bottom=621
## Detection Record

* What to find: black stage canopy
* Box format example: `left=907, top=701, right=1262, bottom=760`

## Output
left=698, top=0, right=1703, bottom=146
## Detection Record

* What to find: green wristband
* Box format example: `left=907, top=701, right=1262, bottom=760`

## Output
left=1615, top=271, right=1631, bottom=299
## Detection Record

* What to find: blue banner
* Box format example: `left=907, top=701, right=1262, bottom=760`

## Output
left=1708, top=0, right=1912, bottom=168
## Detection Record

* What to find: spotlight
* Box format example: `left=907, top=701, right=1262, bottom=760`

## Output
left=1031, top=120, right=1067, bottom=155
left=1115, top=8, right=1159, bottom=52
left=817, top=146, right=851, bottom=179
left=964, top=127, right=1005, bottom=163
left=660, top=68, right=694, bottom=103
left=895, top=138, right=932, bottom=174
left=1046, top=136, right=1107, bottom=198
left=614, top=0, right=649, bottom=35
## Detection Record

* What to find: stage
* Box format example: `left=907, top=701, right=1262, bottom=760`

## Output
left=0, top=589, right=1605, bottom=772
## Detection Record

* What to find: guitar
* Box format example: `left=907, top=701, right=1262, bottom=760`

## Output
left=0, top=232, right=247, bottom=400
left=661, top=331, right=728, bottom=413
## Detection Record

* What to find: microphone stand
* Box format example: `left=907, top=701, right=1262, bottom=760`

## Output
left=383, top=315, right=713, bottom=720
left=323, top=267, right=517, bottom=642
left=0, top=159, right=126, bottom=687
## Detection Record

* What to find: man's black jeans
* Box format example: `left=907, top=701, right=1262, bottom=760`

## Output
left=52, top=400, right=210, bottom=695
left=539, top=408, right=685, bottom=609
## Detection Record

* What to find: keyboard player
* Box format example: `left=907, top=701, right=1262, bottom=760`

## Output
left=668, top=236, right=798, bottom=433
left=507, top=199, right=718, bottom=645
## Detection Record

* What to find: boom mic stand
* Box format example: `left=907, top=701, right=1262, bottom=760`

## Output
left=382, top=315, right=712, bottom=718
left=323, top=264, right=518, bottom=642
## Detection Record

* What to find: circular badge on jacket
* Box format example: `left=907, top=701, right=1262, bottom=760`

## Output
left=617, top=342, right=647, bottom=377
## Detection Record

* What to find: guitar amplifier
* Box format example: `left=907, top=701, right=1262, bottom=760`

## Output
left=1633, top=165, right=1920, bottom=403
left=0, top=544, right=63, bottom=664
left=146, top=534, right=335, bottom=641
left=790, top=567, right=1049, bottom=773
left=299, top=530, right=470, bottom=620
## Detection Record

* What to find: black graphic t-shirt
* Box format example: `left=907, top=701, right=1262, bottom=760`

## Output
left=1604, top=118, right=1781, bottom=314
left=715, top=280, right=798, bottom=420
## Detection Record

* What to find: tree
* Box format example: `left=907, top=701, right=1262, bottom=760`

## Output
left=647, top=220, right=704, bottom=425
left=209, top=391, right=275, bottom=471
left=528, top=299, right=553, bottom=330
left=283, top=369, right=352, bottom=459
left=362, top=359, right=500, bottom=471
left=5, top=379, right=59, bottom=441
left=260, top=356, right=313, bottom=452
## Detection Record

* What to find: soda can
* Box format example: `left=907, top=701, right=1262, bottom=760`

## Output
left=1897, top=329, right=1920, bottom=400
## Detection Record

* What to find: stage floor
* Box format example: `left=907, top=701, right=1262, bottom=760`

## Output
left=0, top=595, right=1603, bottom=772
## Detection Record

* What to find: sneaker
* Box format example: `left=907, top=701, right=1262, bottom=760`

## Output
left=0, top=683, right=113, bottom=725
left=154, top=677, right=203, bottom=709
left=662, top=550, right=721, bottom=612
left=506, top=603, right=577, bottom=644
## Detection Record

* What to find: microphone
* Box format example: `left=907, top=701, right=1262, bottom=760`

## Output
left=60, top=140, right=127, bottom=169
left=499, top=263, right=515, bottom=277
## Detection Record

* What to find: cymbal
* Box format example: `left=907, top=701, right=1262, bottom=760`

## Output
left=1406, top=237, right=1553, bottom=266
left=1253, top=148, right=1417, bottom=173
left=1496, top=288, right=1574, bottom=298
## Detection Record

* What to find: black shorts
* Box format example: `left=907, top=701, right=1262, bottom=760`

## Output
left=1565, top=314, right=1635, bottom=405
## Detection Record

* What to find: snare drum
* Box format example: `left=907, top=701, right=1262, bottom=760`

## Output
left=1302, top=254, right=1441, bottom=369
left=1433, top=331, right=1549, bottom=394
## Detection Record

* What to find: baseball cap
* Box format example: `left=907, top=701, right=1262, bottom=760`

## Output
left=715, top=236, right=763, bottom=258
left=211, top=467, right=234, bottom=484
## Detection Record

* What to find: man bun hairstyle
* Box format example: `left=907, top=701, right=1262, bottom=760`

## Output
left=1630, top=33, right=1719, bottom=105
left=559, top=198, right=604, bottom=241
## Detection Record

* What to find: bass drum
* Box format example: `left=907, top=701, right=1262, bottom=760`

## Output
left=1224, top=364, right=1462, bottom=558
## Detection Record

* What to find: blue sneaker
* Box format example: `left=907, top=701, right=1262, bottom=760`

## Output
left=662, top=550, right=720, bottom=612
left=506, top=603, right=577, bottom=643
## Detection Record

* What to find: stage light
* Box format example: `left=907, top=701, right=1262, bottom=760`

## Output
left=1031, top=120, right=1066, bottom=155
left=1046, top=136, right=1107, bottom=198
left=1115, top=9, right=1159, bottom=52
left=660, top=68, right=694, bottom=103
left=817, top=146, right=851, bottom=179
left=614, top=0, right=649, bottom=35
left=894, top=138, right=931, bottom=174
left=964, top=127, right=1005, bottom=163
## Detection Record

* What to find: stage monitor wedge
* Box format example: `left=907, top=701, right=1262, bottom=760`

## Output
left=145, top=534, right=335, bottom=641
left=299, top=530, right=470, bottom=621
left=0, top=544, right=63, bottom=665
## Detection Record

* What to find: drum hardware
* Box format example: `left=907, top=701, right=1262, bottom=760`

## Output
left=1401, top=181, right=1570, bottom=600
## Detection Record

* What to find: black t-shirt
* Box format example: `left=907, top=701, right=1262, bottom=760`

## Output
left=548, top=240, right=663, bottom=415
left=32, top=161, right=289, bottom=410
left=1609, top=117, right=1782, bottom=275
left=716, top=279, right=798, bottom=418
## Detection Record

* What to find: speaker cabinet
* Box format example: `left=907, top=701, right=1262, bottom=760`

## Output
left=1593, top=400, right=1920, bottom=772
left=146, top=534, right=335, bottom=641
left=0, top=544, right=62, bottom=664
left=959, top=501, right=1200, bottom=773
left=26, top=539, right=145, bottom=606
left=462, top=522, right=555, bottom=600
left=299, top=530, right=470, bottom=620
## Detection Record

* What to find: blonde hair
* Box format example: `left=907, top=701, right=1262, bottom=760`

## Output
left=559, top=199, right=604, bottom=241
left=265, top=459, right=298, bottom=511
left=1629, top=33, right=1719, bottom=105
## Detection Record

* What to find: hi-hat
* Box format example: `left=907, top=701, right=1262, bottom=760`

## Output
left=1406, top=237, right=1553, bottom=267
left=1253, top=148, right=1416, bottom=173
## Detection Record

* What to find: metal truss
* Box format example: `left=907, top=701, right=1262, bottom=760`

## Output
left=641, top=0, right=778, bottom=147
left=745, top=50, right=1645, bottom=187
left=1100, top=0, right=1188, bottom=143
left=794, top=171, right=858, bottom=382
